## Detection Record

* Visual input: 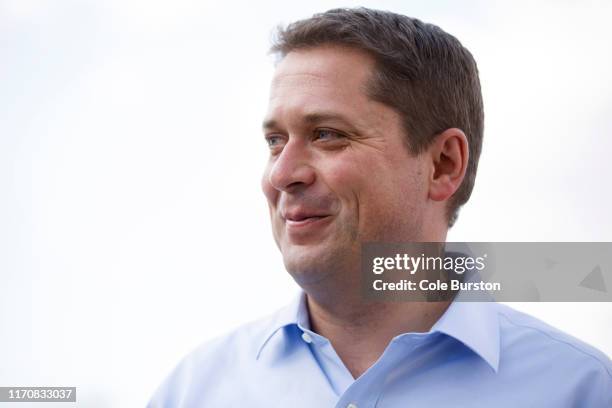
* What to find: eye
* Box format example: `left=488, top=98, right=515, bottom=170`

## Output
left=265, top=134, right=284, bottom=147
left=314, top=129, right=345, bottom=141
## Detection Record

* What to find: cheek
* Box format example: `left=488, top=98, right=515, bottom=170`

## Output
left=325, top=153, right=387, bottom=199
left=320, top=159, right=363, bottom=208
left=342, top=155, right=422, bottom=229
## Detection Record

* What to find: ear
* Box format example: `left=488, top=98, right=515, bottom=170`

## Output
left=427, top=128, right=469, bottom=202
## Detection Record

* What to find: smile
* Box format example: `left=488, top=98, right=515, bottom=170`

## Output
left=285, top=215, right=331, bottom=228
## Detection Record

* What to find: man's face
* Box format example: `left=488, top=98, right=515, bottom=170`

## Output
left=262, top=45, right=430, bottom=285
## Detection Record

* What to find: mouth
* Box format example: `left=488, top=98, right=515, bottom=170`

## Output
left=281, top=207, right=334, bottom=231
left=285, top=215, right=330, bottom=227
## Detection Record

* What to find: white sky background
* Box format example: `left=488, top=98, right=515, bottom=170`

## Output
left=1, top=0, right=611, bottom=406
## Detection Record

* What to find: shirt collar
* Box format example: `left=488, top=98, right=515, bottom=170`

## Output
left=255, top=291, right=305, bottom=360
left=429, top=299, right=500, bottom=372
left=256, top=291, right=500, bottom=372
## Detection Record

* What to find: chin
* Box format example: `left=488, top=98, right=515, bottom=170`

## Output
left=281, top=244, right=335, bottom=285
left=280, top=240, right=358, bottom=288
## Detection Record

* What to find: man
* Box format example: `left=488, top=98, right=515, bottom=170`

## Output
left=148, top=8, right=611, bottom=407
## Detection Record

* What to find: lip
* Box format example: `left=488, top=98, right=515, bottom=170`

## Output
left=285, top=215, right=330, bottom=228
left=282, top=207, right=331, bottom=222
left=283, top=214, right=334, bottom=239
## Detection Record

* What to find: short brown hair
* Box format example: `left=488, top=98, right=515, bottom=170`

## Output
left=270, top=7, right=484, bottom=227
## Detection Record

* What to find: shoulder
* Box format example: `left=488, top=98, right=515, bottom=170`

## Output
left=491, top=303, right=611, bottom=401
left=146, top=308, right=285, bottom=407
left=493, top=303, right=610, bottom=372
left=187, top=311, right=279, bottom=364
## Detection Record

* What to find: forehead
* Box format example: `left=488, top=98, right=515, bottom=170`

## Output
left=266, top=46, right=377, bottom=125
left=272, top=45, right=374, bottom=89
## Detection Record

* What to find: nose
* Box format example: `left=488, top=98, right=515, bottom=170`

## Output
left=267, top=139, right=316, bottom=193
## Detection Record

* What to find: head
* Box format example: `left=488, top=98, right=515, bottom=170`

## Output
left=261, top=8, right=483, bottom=289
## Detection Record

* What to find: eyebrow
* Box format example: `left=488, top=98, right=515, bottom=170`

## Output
left=262, top=111, right=356, bottom=132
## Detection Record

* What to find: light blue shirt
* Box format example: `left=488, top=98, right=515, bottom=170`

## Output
left=148, top=292, right=612, bottom=407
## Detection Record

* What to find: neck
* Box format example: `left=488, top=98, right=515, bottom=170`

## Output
left=302, top=227, right=450, bottom=378
left=305, top=290, right=451, bottom=379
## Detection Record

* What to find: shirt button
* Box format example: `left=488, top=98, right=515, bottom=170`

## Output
left=347, top=404, right=358, bottom=408
left=301, top=332, right=313, bottom=343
